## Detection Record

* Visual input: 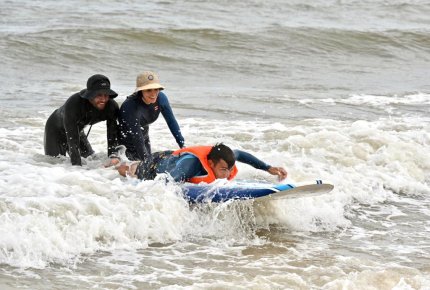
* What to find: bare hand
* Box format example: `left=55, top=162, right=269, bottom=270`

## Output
left=116, top=162, right=139, bottom=178
left=104, top=157, right=121, bottom=168
left=116, top=164, right=130, bottom=176
left=268, top=166, right=288, bottom=181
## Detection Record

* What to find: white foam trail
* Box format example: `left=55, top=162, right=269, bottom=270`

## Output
left=296, top=92, right=430, bottom=106
left=1, top=110, right=429, bottom=268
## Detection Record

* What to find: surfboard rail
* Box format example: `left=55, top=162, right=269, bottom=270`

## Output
left=181, top=180, right=334, bottom=203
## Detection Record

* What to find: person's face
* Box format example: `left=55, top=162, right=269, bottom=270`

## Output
left=142, top=88, right=160, bottom=104
left=89, top=93, right=109, bottom=110
left=209, top=159, right=232, bottom=179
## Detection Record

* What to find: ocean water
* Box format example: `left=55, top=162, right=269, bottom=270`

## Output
left=1, top=0, right=430, bottom=289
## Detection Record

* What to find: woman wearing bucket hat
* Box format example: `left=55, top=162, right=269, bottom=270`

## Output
left=44, top=74, right=120, bottom=166
left=118, top=71, right=185, bottom=163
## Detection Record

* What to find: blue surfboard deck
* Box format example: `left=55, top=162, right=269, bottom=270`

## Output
left=182, top=180, right=334, bottom=203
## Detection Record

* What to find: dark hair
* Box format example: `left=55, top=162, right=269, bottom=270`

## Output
left=207, top=143, right=235, bottom=168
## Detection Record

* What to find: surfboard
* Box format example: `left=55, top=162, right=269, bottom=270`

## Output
left=181, top=180, right=334, bottom=203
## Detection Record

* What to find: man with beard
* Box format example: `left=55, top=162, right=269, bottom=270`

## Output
left=44, top=74, right=120, bottom=166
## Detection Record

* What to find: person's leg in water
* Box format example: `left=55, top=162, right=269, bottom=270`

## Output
left=44, top=112, right=68, bottom=157
left=117, top=150, right=173, bottom=180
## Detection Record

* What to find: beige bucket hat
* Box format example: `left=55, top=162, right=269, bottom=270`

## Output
left=135, top=71, right=165, bottom=92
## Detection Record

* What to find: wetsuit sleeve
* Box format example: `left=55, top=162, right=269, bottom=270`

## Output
left=63, top=98, right=83, bottom=166
left=233, top=149, right=271, bottom=171
left=78, top=130, right=94, bottom=158
left=106, top=100, right=119, bottom=156
left=168, top=155, right=202, bottom=182
left=120, top=100, right=151, bottom=161
left=159, top=93, right=185, bottom=148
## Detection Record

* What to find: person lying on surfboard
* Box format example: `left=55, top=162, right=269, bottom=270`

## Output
left=112, top=143, right=287, bottom=183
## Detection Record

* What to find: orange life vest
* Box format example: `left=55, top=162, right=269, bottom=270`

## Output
left=172, top=146, right=238, bottom=184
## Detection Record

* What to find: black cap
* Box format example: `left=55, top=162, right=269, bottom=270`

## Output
left=80, top=74, right=118, bottom=99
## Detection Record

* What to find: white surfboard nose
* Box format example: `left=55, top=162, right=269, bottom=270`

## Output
left=256, top=183, right=334, bottom=201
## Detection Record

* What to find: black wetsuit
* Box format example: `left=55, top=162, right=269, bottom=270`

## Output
left=44, top=91, right=119, bottom=165
left=118, top=91, right=184, bottom=161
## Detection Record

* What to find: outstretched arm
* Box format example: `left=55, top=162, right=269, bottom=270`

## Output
left=106, top=100, right=120, bottom=156
left=159, top=92, right=185, bottom=148
left=233, top=149, right=287, bottom=181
